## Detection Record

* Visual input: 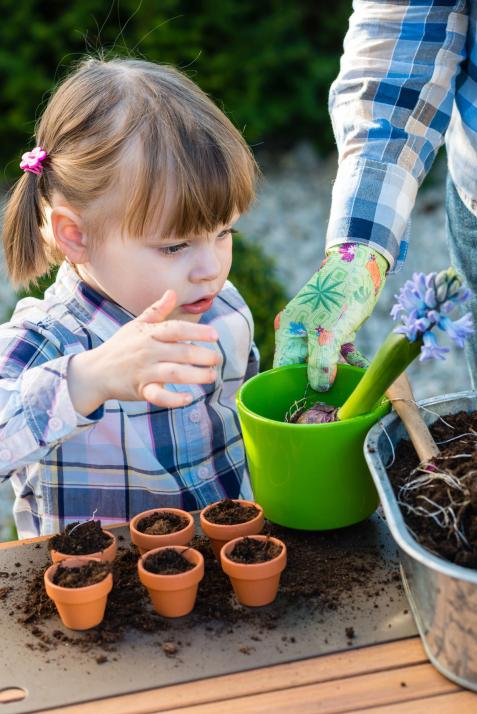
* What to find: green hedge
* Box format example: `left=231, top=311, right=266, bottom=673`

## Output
left=229, top=234, right=287, bottom=371
left=1, top=0, right=352, bottom=182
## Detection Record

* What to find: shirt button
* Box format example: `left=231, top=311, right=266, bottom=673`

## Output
left=198, top=466, right=209, bottom=480
left=189, top=410, right=201, bottom=423
left=0, top=449, right=11, bottom=462
left=48, top=417, right=63, bottom=432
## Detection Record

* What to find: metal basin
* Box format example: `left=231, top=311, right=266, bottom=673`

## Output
left=365, top=391, right=477, bottom=691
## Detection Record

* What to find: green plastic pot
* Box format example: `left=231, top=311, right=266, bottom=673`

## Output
left=236, top=363, right=390, bottom=530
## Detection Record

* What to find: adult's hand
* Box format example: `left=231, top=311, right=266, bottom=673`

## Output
left=273, top=242, right=388, bottom=391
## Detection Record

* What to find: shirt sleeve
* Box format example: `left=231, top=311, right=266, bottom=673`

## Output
left=244, top=342, right=260, bottom=382
left=0, top=325, right=103, bottom=478
left=326, top=0, right=468, bottom=271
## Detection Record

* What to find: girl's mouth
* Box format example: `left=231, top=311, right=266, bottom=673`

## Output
left=181, top=294, right=216, bottom=314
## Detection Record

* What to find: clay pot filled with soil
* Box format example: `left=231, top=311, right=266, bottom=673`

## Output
left=44, top=557, right=113, bottom=630
left=48, top=520, right=117, bottom=563
left=200, top=499, right=264, bottom=558
left=137, top=545, right=204, bottom=617
left=130, top=508, right=194, bottom=555
left=220, top=534, right=287, bottom=607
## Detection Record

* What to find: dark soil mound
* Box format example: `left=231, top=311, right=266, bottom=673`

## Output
left=228, top=537, right=282, bottom=563
left=52, top=561, right=111, bottom=588
left=204, top=499, right=259, bottom=525
left=143, top=549, right=195, bottom=575
left=48, top=520, right=112, bottom=556
left=137, top=512, right=188, bottom=535
left=388, top=409, right=477, bottom=568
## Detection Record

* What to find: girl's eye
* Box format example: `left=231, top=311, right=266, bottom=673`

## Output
left=219, top=228, right=238, bottom=239
left=159, top=242, right=189, bottom=256
left=158, top=228, right=236, bottom=255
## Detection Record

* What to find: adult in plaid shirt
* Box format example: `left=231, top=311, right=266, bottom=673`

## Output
left=275, top=0, right=477, bottom=390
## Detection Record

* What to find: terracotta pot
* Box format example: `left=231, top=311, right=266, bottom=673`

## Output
left=200, top=499, right=264, bottom=559
left=130, top=508, right=195, bottom=555
left=44, top=557, right=113, bottom=630
left=220, top=535, right=287, bottom=607
left=138, top=546, right=204, bottom=617
left=50, top=530, right=117, bottom=564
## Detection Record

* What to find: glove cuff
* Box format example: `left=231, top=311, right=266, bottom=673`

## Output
left=326, top=242, right=389, bottom=275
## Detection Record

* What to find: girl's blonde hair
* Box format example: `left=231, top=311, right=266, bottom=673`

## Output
left=2, top=57, right=257, bottom=286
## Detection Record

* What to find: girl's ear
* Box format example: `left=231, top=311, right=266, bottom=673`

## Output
left=50, top=205, right=90, bottom=264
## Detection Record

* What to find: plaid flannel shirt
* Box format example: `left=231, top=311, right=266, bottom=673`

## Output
left=327, top=0, right=475, bottom=272
left=0, top=262, right=259, bottom=538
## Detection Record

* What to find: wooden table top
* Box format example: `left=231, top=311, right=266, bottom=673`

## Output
left=38, top=637, right=477, bottom=714
left=1, top=535, right=476, bottom=713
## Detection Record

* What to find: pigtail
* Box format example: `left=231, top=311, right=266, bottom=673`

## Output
left=1, top=171, right=51, bottom=287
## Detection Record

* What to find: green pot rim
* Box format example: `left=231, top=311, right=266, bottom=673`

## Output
left=236, top=363, right=390, bottom=430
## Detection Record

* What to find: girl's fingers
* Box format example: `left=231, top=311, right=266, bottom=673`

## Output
left=137, top=290, right=177, bottom=324
left=147, top=363, right=217, bottom=387
left=151, top=320, right=218, bottom=344
left=153, top=343, right=220, bottom=367
left=141, top=383, right=192, bottom=408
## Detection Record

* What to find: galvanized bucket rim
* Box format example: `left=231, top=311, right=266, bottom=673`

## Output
left=365, top=389, right=477, bottom=584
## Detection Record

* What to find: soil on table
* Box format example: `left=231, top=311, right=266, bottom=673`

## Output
left=11, top=517, right=401, bottom=659
left=52, top=561, right=111, bottom=588
left=228, top=537, right=282, bottom=563
left=48, top=520, right=112, bottom=556
left=388, top=409, right=477, bottom=569
left=136, top=512, right=189, bottom=535
left=204, top=499, right=259, bottom=525
left=143, top=549, right=195, bottom=575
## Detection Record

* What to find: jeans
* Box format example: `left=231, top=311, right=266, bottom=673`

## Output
left=445, top=173, right=477, bottom=390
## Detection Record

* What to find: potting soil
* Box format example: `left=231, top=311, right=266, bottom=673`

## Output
left=136, top=511, right=189, bottom=535
left=227, top=537, right=282, bottom=563
left=52, top=561, right=111, bottom=588
left=203, top=498, right=259, bottom=524
left=388, top=409, right=477, bottom=569
left=48, top=519, right=112, bottom=555
left=143, top=548, right=195, bottom=574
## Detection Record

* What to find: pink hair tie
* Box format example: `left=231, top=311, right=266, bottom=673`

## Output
left=20, top=146, right=47, bottom=176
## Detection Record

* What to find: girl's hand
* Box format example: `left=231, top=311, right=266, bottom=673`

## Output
left=68, top=290, right=220, bottom=415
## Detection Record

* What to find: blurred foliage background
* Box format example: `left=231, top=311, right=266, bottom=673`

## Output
left=1, top=0, right=353, bottom=368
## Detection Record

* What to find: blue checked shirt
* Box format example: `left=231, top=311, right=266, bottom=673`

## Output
left=326, top=0, right=476, bottom=271
left=0, top=262, right=258, bottom=538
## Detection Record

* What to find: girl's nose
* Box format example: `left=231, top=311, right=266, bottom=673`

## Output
left=191, top=245, right=222, bottom=282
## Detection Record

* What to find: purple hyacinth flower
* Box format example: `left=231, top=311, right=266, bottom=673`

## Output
left=394, top=315, right=421, bottom=341
left=391, top=267, right=473, bottom=361
left=419, top=332, right=449, bottom=362
left=438, top=314, right=474, bottom=349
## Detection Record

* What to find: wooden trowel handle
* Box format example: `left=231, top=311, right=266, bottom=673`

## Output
left=385, top=373, right=440, bottom=464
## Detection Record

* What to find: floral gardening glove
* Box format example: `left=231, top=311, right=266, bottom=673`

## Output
left=273, top=242, right=388, bottom=391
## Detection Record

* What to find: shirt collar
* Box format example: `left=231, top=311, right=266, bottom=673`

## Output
left=53, top=261, right=134, bottom=341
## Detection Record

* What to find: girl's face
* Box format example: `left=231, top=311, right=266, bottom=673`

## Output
left=81, top=217, right=238, bottom=320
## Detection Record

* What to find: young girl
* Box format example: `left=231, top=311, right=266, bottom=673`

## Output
left=0, top=57, right=259, bottom=538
